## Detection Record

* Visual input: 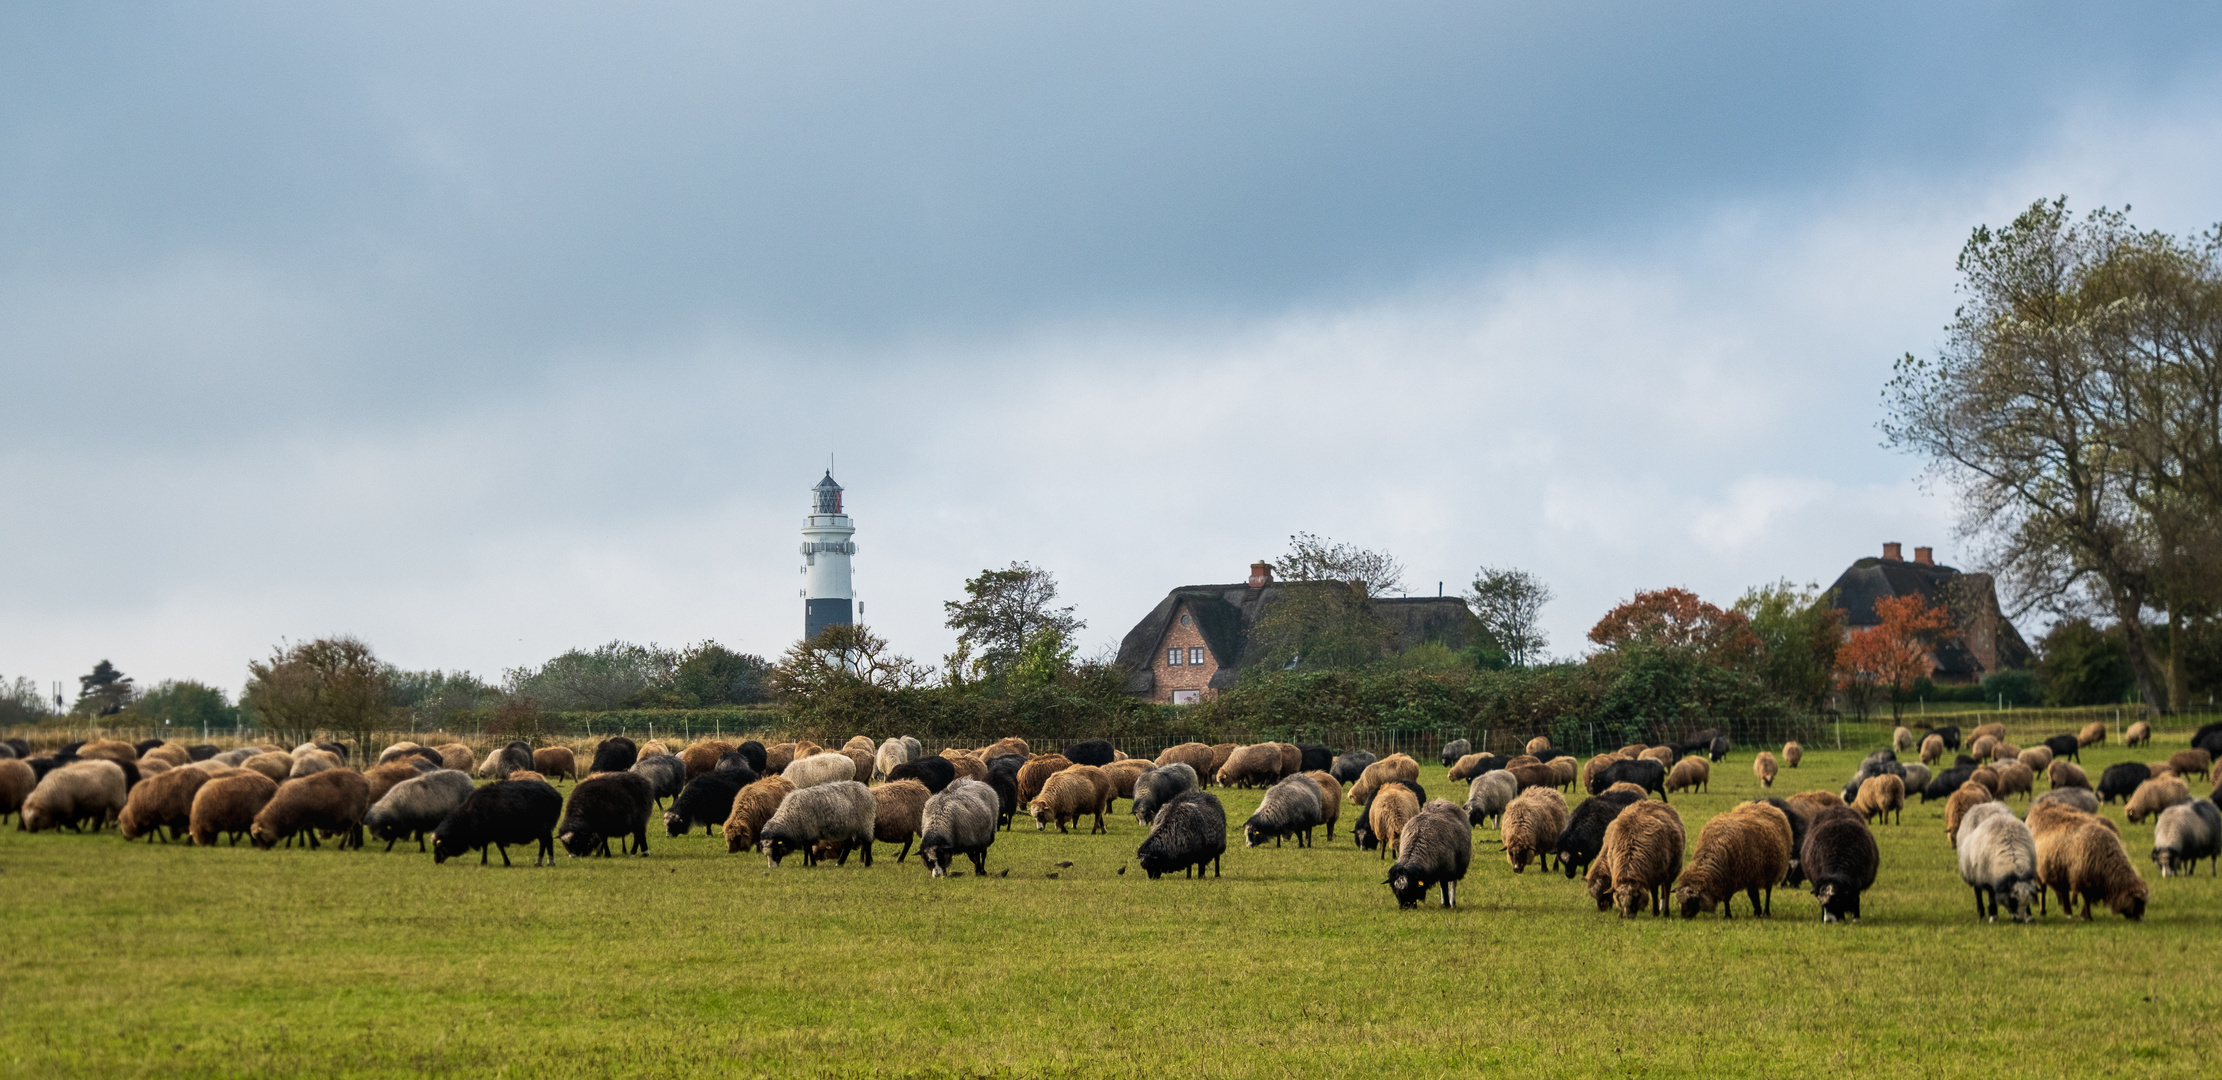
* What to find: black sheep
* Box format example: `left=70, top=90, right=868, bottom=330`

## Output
left=559, top=772, right=655, bottom=858
left=317, top=741, right=350, bottom=762
left=1802, top=805, right=1879, bottom=923
left=1554, top=790, right=1642, bottom=879
left=2098, top=762, right=2152, bottom=805
left=589, top=736, right=639, bottom=775
left=983, top=754, right=1025, bottom=779
left=1842, top=758, right=1907, bottom=803
left=667, top=771, right=747, bottom=837
left=889, top=756, right=956, bottom=794
left=2, top=737, right=30, bottom=758
left=734, top=740, right=768, bottom=775
left=985, top=771, right=1020, bottom=830
left=1922, top=765, right=1975, bottom=802
left=133, top=738, right=166, bottom=755
left=1388, top=778, right=1428, bottom=804
left=629, top=754, right=687, bottom=808
left=1707, top=735, right=1733, bottom=762
left=1438, top=738, right=1472, bottom=768
left=1330, top=750, right=1377, bottom=785
left=434, top=779, right=564, bottom=867
left=1137, top=789, right=1226, bottom=879
left=1532, top=748, right=1567, bottom=764
left=1759, top=796, right=1814, bottom=885
left=498, top=741, right=534, bottom=776
left=1299, top=744, right=1334, bottom=774
left=1065, top=739, right=1116, bottom=768
left=1590, top=758, right=1669, bottom=801
left=1929, top=725, right=1961, bottom=751
left=711, top=753, right=759, bottom=785
left=2194, top=722, right=2222, bottom=760
left=186, top=744, right=220, bottom=761
left=1467, top=754, right=1511, bottom=777
left=2043, top=734, right=2082, bottom=763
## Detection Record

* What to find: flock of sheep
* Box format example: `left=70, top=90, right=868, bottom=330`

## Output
left=4, top=716, right=2218, bottom=921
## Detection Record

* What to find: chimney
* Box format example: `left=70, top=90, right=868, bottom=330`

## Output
left=1914, top=546, right=1934, bottom=566
left=1883, top=542, right=1902, bottom=561
left=1248, top=562, right=1272, bottom=589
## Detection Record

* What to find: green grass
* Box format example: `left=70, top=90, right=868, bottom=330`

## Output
left=5, top=738, right=2221, bottom=1079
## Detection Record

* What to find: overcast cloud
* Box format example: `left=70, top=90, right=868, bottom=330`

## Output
left=5, top=3, right=2222, bottom=695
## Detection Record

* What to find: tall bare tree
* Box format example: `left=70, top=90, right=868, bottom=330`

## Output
left=1277, top=533, right=1406, bottom=594
left=244, top=636, right=391, bottom=751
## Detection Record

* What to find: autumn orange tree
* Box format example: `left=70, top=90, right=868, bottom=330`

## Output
left=1588, top=587, right=1764, bottom=671
left=1835, top=594, right=1954, bottom=721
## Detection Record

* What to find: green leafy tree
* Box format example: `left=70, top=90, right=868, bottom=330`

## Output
left=130, top=680, right=241, bottom=730
left=504, top=642, right=672, bottom=712
left=1, top=675, right=54, bottom=726
left=385, top=668, right=504, bottom=730
left=1467, top=566, right=1552, bottom=666
left=643, top=642, right=775, bottom=708
left=2035, top=618, right=2135, bottom=706
left=1278, top=532, right=1405, bottom=593
left=73, top=660, right=136, bottom=717
left=772, top=624, right=933, bottom=698
left=243, top=636, right=391, bottom=751
left=943, top=562, right=1084, bottom=681
left=1734, top=581, right=1845, bottom=711
left=1244, top=579, right=1396, bottom=672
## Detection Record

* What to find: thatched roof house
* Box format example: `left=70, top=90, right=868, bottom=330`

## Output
left=1824, top=542, right=2032, bottom=684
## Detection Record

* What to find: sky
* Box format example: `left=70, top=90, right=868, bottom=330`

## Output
left=5, top=3, right=2222, bottom=699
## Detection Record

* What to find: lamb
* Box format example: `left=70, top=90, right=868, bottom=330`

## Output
left=629, top=753, right=688, bottom=809
left=2098, top=762, right=2152, bottom=805
left=864, top=778, right=930, bottom=862
left=559, top=772, right=656, bottom=858
left=1500, top=786, right=1569, bottom=873
left=2060, top=820, right=2149, bottom=920
left=188, top=770, right=278, bottom=845
left=1854, top=774, right=1905, bottom=826
left=1386, top=799, right=1473, bottom=908
left=1674, top=801, right=1792, bottom=918
left=1349, top=753, right=1419, bottom=806
left=117, top=766, right=212, bottom=842
left=1136, top=789, right=1226, bottom=879
left=1957, top=809, right=2040, bottom=923
left=889, top=756, right=959, bottom=794
left=1132, top=763, right=1198, bottom=826
left=1665, top=757, right=1711, bottom=795
left=1589, top=758, right=1668, bottom=801
left=1367, top=783, right=1423, bottom=859
left=2048, top=760, right=2090, bottom=791
left=782, top=750, right=859, bottom=792
left=1240, top=773, right=1323, bottom=848
left=759, top=780, right=877, bottom=867
left=2124, top=775, right=2192, bottom=824
left=2124, top=719, right=2153, bottom=747
left=1920, top=734, right=1945, bottom=765
left=1155, top=742, right=1216, bottom=781
left=589, top=736, right=639, bottom=775
left=363, top=769, right=476, bottom=852
left=1216, top=744, right=1285, bottom=788
left=918, top=778, right=1000, bottom=877
left=1554, top=790, right=1642, bottom=880
left=250, top=769, right=371, bottom=851
left=21, top=760, right=129, bottom=832
left=666, top=770, right=749, bottom=837
left=1753, top=751, right=1778, bottom=788
left=0, top=758, right=34, bottom=824
left=873, top=738, right=913, bottom=781
left=2167, top=749, right=2212, bottom=781
left=722, top=776, right=795, bottom=853
left=1013, top=754, right=1071, bottom=802
left=1802, top=805, right=1880, bottom=923
left=1594, top=799, right=1685, bottom=918
left=1438, top=738, right=1472, bottom=768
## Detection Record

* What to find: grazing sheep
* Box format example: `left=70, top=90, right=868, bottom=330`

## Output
left=1505, top=763, right=1557, bottom=793
left=2153, top=800, right=2221, bottom=878
left=2078, top=721, right=2108, bottom=748
left=1707, top=735, right=1732, bottom=763
left=2048, top=760, right=2090, bottom=792
left=1245, top=773, right=1327, bottom=848
left=1296, top=744, right=1334, bottom=774
left=516, top=746, right=573, bottom=783
left=866, top=779, right=930, bottom=863
left=1776, top=741, right=1800, bottom=771
left=117, top=766, right=212, bottom=842
left=2017, top=746, right=2053, bottom=775
left=76, top=740, right=137, bottom=765
left=1898, top=763, right=1932, bottom=798
left=2167, top=749, right=2212, bottom=781
left=1136, top=789, right=1227, bottom=879
left=2060, top=820, right=2149, bottom=920
left=1674, top=802, right=1792, bottom=918
left=782, top=751, right=859, bottom=792
left=2033, top=787, right=2099, bottom=814
left=1367, top=784, right=1423, bottom=859
left=1958, top=809, right=2040, bottom=923
left=1064, top=739, right=1116, bottom=768
left=1099, top=758, right=1153, bottom=810
left=2098, top=762, right=2152, bottom=805
left=837, top=747, right=874, bottom=783
left=141, top=744, right=191, bottom=768
left=589, top=737, right=640, bottom=775
left=763, top=743, right=796, bottom=775
left=1595, top=800, right=1686, bottom=918
left=1945, top=782, right=1998, bottom=847
left=1969, top=735, right=1999, bottom=762
left=189, top=770, right=279, bottom=846
left=722, top=776, right=795, bottom=854
left=2125, top=776, right=2193, bottom=824
left=1216, top=744, right=1285, bottom=788
left=917, top=778, right=1000, bottom=877
left=365, top=769, right=476, bottom=852
left=1602, top=781, right=1649, bottom=799
left=1349, top=754, right=1420, bottom=806
left=666, top=770, right=749, bottom=837
left=1555, top=790, right=1642, bottom=880
left=560, top=772, right=656, bottom=858
left=1988, top=761, right=2033, bottom=802
left=1753, top=751, right=1778, bottom=788
left=890, top=756, right=959, bottom=794
left=375, top=742, right=421, bottom=765
left=1155, top=742, right=1216, bottom=782
left=1133, top=764, right=1198, bottom=827
left=1501, top=786, right=1570, bottom=873
left=22, top=760, right=129, bottom=833
left=1386, top=799, right=1473, bottom=908
left=1013, top=755, right=1071, bottom=803
left=1464, top=770, right=1520, bottom=829
left=1639, top=746, right=1675, bottom=768
left=1968, top=765, right=2001, bottom=796
left=1520, top=735, right=1549, bottom=757
left=1579, top=754, right=1617, bottom=793
left=1853, top=775, right=1905, bottom=826
left=240, top=753, right=294, bottom=784
left=1438, top=738, right=1472, bottom=768
left=1665, top=757, right=1711, bottom=795
left=2124, top=720, right=2152, bottom=748
left=1296, top=770, right=1343, bottom=840
left=361, top=761, right=426, bottom=805
left=2037, top=734, right=2079, bottom=765
left=1802, top=805, right=1880, bottom=923
left=250, top=770, right=370, bottom=851
left=1994, top=741, right=2022, bottom=762
left=1446, top=754, right=1492, bottom=782
left=289, top=751, right=340, bottom=780
left=873, top=738, right=913, bottom=781
left=0, top=757, right=35, bottom=824
left=1204, top=743, right=1238, bottom=784
left=1920, top=735, right=1945, bottom=765
left=1030, top=767, right=1110, bottom=835
left=496, top=742, right=535, bottom=778
left=1893, top=727, right=1914, bottom=752
left=428, top=779, right=563, bottom=867
left=1590, top=758, right=1668, bottom=802
left=630, top=753, right=688, bottom=809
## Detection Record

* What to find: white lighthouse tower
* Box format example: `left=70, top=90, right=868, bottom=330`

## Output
left=800, top=470, right=857, bottom=639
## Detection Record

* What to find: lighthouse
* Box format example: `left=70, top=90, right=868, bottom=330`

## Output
left=799, top=471, right=857, bottom=639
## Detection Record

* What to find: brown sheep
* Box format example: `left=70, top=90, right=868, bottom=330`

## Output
left=289, top=749, right=342, bottom=779
left=1920, top=734, right=1945, bottom=765
left=1603, top=781, right=1650, bottom=799
left=532, top=747, right=578, bottom=782
left=1616, top=743, right=1648, bottom=759
left=1155, top=742, right=1215, bottom=779
left=1368, top=784, right=1422, bottom=860
left=1525, top=735, right=1552, bottom=756
left=1507, top=763, right=1557, bottom=792
left=1207, top=743, right=1238, bottom=783
left=2077, top=721, right=2107, bottom=747
left=1944, top=781, right=1997, bottom=848
left=1970, top=722, right=2006, bottom=743
left=118, top=766, right=212, bottom=842
left=1785, top=790, right=1845, bottom=820
left=1753, top=751, right=1778, bottom=788
left=1547, top=756, right=1578, bottom=790
left=2060, top=819, right=2149, bottom=920
left=2167, top=749, right=2212, bottom=781
left=868, top=779, right=930, bottom=862
left=434, top=743, right=476, bottom=771
left=842, top=735, right=875, bottom=754
left=2124, top=720, right=2152, bottom=747
left=1969, top=735, right=1999, bottom=762
left=0, top=758, right=35, bottom=823
left=943, top=752, right=987, bottom=783
left=1892, top=727, right=1914, bottom=752
left=2125, top=776, right=2193, bottom=824
left=1991, top=761, right=2034, bottom=801
left=1349, top=754, right=1419, bottom=807
left=789, top=739, right=820, bottom=760
left=1969, top=765, right=2001, bottom=796
left=190, top=770, right=280, bottom=846
left=1994, top=742, right=2021, bottom=762
left=1501, top=786, right=1569, bottom=873
left=984, top=736, right=1031, bottom=760
left=137, top=759, right=173, bottom=776
left=2048, top=760, right=2090, bottom=791
left=723, top=775, right=795, bottom=853
left=1101, top=759, right=1152, bottom=810
left=1673, top=801, right=1791, bottom=918
left=1579, top=754, right=1617, bottom=793
left=141, top=743, right=192, bottom=768
left=505, top=770, right=547, bottom=784
left=76, top=740, right=138, bottom=764
left=1783, top=741, right=1802, bottom=769
left=1447, top=754, right=1492, bottom=782
left=363, top=761, right=426, bottom=804
left=841, top=747, right=875, bottom=782
left=1853, top=774, right=1905, bottom=826
left=1664, top=757, right=1710, bottom=795
left=1302, top=770, right=1343, bottom=840
left=1275, top=743, right=1302, bottom=778
left=249, top=769, right=371, bottom=850
left=2019, top=745, right=2054, bottom=774
left=679, top=741, right=732, bottom=779
left=1596, top=799, right=1685, bottom=918
left=1503, top=755, right=1542, bottom=770
left=241, top=752, right=294, bottom=784
left=764, top=743, right=797, bottom=775
left=1016, top=754, right=1073, bottom=803
left=2032, top=803, right=2109, bottom=915
left=1030, top=767, right=1107, bottom=834
left=1639, top=746, right=1676, bottom=767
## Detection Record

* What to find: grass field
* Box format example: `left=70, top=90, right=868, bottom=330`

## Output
left=5, top=736, right=2221, bottom=1079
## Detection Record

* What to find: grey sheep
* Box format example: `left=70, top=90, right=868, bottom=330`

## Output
left=785, top=751, right=864, bottom=791
left=2152, top=799, right=2221, bottom=878
left=873, top=738, right=913, bottom=782
left=21, top=760, right=128, bottom=833
left=630, top=753, right=688, bottom=808
left=1899, top=763, right=1932, bottom=799
left=759, top=779, right=877, bottom=868
left=1137, top=789, right=1226, bottom=879
left=1464, top=770, right=1519, bottom=829
left=1131, top=763, right=1197, bottom=827
left=364, top=769, right=476, bottom=852
left=1437, top=738, right=1471, bottom=769
left=1243, top=773, right=1325, bottom=849
left=919, top=778, right=1000, bottom=878
left=2032, top=787, right=2098, bottom=814
left=1958, top=809, right=2040, bottom=922
left=1386, top=799, right=1472, bottom=908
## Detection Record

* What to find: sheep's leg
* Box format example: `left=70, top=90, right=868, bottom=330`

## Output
left=497, top=844, right=513, bottom=867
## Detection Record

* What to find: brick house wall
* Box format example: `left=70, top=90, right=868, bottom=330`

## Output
left=1150, top=601, right=1220, bottom=705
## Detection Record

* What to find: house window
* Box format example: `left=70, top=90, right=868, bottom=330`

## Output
left=1167, top=647, right=1183, bottom=666
left=1172, top=689, right=1202, bottom=705
left=1188, top=647, right=1205, bottom=666
left=1181, top=614, right=1193, bottom=627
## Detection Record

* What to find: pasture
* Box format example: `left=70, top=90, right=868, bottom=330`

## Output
left=4, top=736, right=2220, bottom=1079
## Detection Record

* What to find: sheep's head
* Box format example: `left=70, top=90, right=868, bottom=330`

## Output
left=431, top=832, right=466, bottom=865
left=2004, top=878, right=2041, bottom=923
left=2112, top=881, right=2150, bottom=921
left=1674, top=886, right=1714, bottom=919
left=1384, top=867, right=1429, bottom=909
left=1243, top=822, right=1267, bottom=848
left=761, top=832, right=798, bottom=867
left=920, top=843, right=950, bottom=878
left=1612, top=883, right=1649, bottom=918
left=664, top=811, right=690, bottom=838
left=1029, top=801, right=1052, bottom=831
left=1506, top=845, right=1530, bottom=873
left=20, top=806, right=50, bottom=833
left=248, top=823, right=280, bottom=850
left=559, top=829, right=601, bottom=858
left=1587, top=872, right=1613, bottom=911
left=725, top=824, right=754, bottom=854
